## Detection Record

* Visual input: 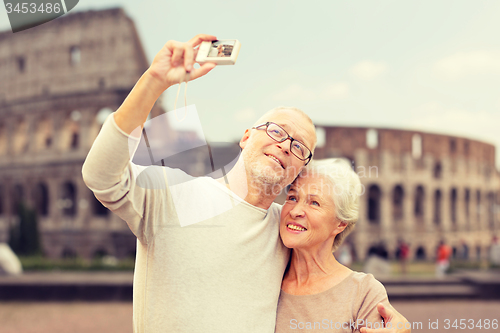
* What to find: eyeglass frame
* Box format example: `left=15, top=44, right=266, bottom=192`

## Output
left=251, top=122, right=313, bottom=165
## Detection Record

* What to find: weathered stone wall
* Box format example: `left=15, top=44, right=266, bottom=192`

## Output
left=0, top=8, right=165, bottom=259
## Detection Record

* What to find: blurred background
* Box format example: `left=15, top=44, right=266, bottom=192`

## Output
left=0, top=1, right=499, bottom=332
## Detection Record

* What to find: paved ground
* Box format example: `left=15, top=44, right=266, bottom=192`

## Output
left=1, top=300, right=499, bottom=333
left=0, top=302, right=133, bottom=333
left=389, top=300, right=500, bottom=333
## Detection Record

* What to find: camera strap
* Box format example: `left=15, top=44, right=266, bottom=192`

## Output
left=173, top=73, right=190, bottom=122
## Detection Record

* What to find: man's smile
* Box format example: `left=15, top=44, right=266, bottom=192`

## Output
left=265, top=153, right=285, bottom=169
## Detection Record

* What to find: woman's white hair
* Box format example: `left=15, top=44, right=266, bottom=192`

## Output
left=298, top=158, right=362, bottom=252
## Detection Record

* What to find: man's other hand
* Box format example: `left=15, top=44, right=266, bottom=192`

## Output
left=360, top=303, right=411, bottom=333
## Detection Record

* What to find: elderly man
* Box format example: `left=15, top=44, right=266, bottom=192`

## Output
left=82, top=34, right=409, bottom=333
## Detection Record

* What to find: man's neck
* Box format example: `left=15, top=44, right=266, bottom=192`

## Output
left=217, top=159, right=281, bottom=210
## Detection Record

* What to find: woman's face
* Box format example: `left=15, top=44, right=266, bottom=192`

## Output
left=280, top=174, right=346, bottom=251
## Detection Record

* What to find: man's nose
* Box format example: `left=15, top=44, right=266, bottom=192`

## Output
left=276, top=139, right=291, bottom=155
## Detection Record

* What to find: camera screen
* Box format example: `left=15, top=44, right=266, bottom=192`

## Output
left=207, top=41, right=235, bottom=58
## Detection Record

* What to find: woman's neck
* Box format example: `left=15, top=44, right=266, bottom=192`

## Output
left=282, top=246, right=352, bottom=295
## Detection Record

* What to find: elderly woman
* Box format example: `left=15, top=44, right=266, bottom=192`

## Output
left=276, top=158, right=405, bottom=333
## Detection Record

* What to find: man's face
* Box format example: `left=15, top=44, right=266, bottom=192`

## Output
left=239, top=109, right=316, bottom=189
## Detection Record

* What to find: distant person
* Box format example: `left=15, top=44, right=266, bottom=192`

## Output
left=397, top=239, right=410, bottom=275
left=490, top=236, right=500, bottom=266
left=436, top=240, right=452, bottom=278
left=458, top=239, right=469, bottom=261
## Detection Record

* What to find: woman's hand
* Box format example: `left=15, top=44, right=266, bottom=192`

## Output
left=146, top=34, right=218, bottom=92
left=360, top=303, right=411, bottom=333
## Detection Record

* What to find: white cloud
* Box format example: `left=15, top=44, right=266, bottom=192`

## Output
left=350, top=61, right=387, bottom=80
left=233, top=107, right=257, bottom=123
left=273, top=82, right=350, bottom=101
left=321, top=83, right=350, bottom=99
left=434, top=50, right=500, bottom=79
left=272, top=84, right=317, bottom=101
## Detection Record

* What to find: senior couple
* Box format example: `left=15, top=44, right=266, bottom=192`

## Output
left=82, top=34, right=410, bottom=332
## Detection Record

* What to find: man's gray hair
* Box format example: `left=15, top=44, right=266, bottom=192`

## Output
left=299, top=158, right=362, bottom=252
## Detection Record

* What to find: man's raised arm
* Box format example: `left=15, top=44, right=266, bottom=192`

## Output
left=81, top=34, right=217, bottom=243
left=114, top=34, right=217, bottom=136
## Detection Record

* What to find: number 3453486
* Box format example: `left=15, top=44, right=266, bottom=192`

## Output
left=5, top=2, right=62, bottom=14
left=443, top=319, right=498, bottom=330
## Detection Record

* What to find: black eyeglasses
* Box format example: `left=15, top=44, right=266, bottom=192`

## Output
left=252, top=122, right=313, bottom=165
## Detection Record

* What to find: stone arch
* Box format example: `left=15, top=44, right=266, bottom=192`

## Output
left=367, top=185, right=382, bottom=224
left=61, top=111, right=81, bottom=151
left=17, top=56, right=26, bottom=72
left=35, top=116, right=53, bottom=151
left=0, top=121, right=7, bottom=155
left=367, top=243, right=388, bottom=259
left=70, top=46, right=81, bottom=65
left=0, top=184, right=4, bottom=215
left=433, top=189, right=442, bottom=224
left=433, top=161, right=442, bottom=179
left=92, top=193, right=109, bottom=216
left=93, top=248, right=108, bottom=259
left=450, top=188, right=457, bottom=225
left=12, top=183, right=24, bottom=213
left=414, top=185, right=425, bottom=220
left=487, top=192, right=495, bottom=229
left=61, top=247, right=77, bottom=259
left=127, top=249, right=137, bottom=259
left=476, top=190, right=481, bottom=223
left=392, top=185, right=404, bottom=222
left=415, top=246, right=426, bottom=260
left=33, top=183, right=49, bottom=216
left=13, top=117, right=28, bottom=154
left=61, top=181, right=77, bottom=216
left=464, top=188, right=470, bottom=225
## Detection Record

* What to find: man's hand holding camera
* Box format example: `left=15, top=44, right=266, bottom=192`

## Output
left=114, top=34, right=217, bottom=135
left=146, top=34, right=218, bottom=93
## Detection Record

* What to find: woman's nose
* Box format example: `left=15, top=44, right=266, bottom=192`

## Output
left=290, top=204, right=305, bottom=218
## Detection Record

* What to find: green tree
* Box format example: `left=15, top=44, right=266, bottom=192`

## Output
left=8, top=202, right=41, bottom=255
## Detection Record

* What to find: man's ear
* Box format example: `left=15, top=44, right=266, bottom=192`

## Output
left=239, top=129, right=251, bottom=149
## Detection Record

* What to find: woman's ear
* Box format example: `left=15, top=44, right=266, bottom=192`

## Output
left=239, top=129, right=251, bottom=149
left=334, top=220, right=348, bottom=234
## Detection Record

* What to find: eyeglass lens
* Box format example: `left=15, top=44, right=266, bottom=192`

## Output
left=266, top=123, right=309, bottom=159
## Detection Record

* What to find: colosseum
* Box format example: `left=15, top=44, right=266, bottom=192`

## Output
left=0, top=8, right=499, bottom=262
left=313, top=126, right=500, bottom=261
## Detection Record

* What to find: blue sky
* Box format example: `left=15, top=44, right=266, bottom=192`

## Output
left=2, top=0, right=500, bottom=167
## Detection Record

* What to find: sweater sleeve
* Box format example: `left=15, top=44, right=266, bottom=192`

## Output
left=355, top=274, right=389, bottom=332
left=82, top=112, right=167, bottom=245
